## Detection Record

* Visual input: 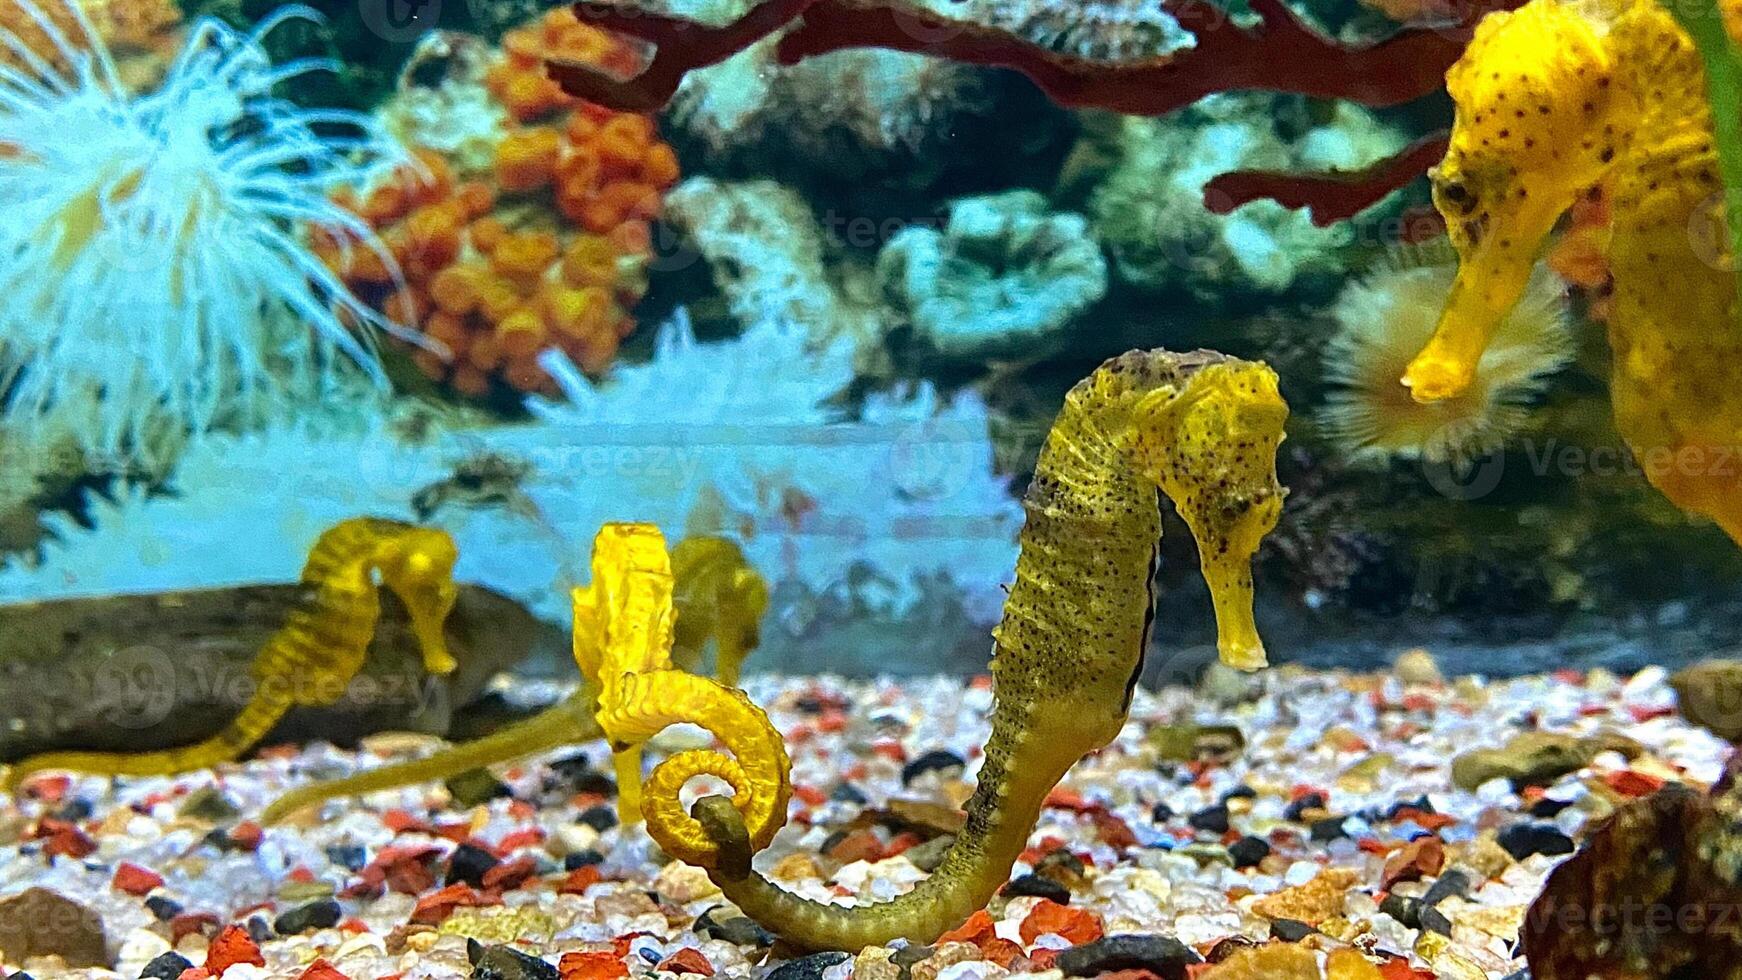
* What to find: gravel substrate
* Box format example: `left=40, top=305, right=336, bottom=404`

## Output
left=0, top=660, right=1727, bottom=979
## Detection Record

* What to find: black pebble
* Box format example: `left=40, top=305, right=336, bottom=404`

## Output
left=1309, top=816, right=1348, bottom=841
left=1385, top=796, right=1436, bottom=819
left=1003, top=874, right=1071, bottom=904
left=55, top=799, right=94, bottom=821
left=549, top=754, right=617, bottom=797
left=144, top=895, right=183, bottom=922
left=1497, top=823, right=1576, bottom=860
left=1420, top=906, right=1454, bottom=937
left=1221, top=786, right=1257, bottom=802
left=139, top=952, right=194, bottom=980
left=1529, top=797, right=1574, bottom=818
left=1056, top=934, right=1202, bottom=980
left=1227, top=836, right=1270, bottom=868
left=245, top=915, right=274, bottom=944
left=830, top=783, right=868, bottom=805
left=1188, top=805, right=1230, bottom=834
left=564, top=849, right=605, bottom=871
left=467, top=940, right=560, bottom=980
left=578, top=805, right=618, bottom=831
left=1284, top=793, right=1326, bottom=821
left=447, top=843, right=502, bottom=887
left=1205, top=936, right=1256, bottom=962
left=901, top=749, right=966, bottom=785
left=765, top=951, right=850, bottom=980
left=273, top=898, right=343, bottom=935
left=1150, top=802, right=1174, bottom=823
left=1269, top=919, right=1317, bottom=942
left=1422, top=868, right=1472, bottom=907
left=325, top=844, right=368, bottom=871
left=1380, top=893, right=1422, bottom=929
left=694, top=905, right=775, bottom=946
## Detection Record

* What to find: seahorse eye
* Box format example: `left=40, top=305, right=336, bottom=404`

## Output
left=1434, top=176, right=1478, bottom=215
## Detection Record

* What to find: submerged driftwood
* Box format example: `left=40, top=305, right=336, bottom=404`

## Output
left=0, top=584, right=562, bottom=762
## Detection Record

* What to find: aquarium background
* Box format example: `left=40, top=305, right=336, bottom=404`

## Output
left=1, top=0, right=1738, bottom=691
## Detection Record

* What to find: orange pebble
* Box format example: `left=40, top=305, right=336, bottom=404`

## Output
left=498, top=307, right=548, bottom=358
left=429, top=265, right=482, bottom=316
left=496, top=127, right=562, bottom=192
left=561, top=236, right=619, bottom=288
left=492, top=230, right=560, bottom=281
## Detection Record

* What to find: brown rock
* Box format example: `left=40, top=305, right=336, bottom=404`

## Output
left=1382, top=837, right=1446, bottom=889
left=1522, top=777, right=1742, bottom=980
left=0, top=887, right=110, bottom=968
left=1672, top=660, right=1742, bottom=742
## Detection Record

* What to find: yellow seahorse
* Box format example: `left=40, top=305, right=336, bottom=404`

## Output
left=650, top=348, right=1289, bottom=951
left=1401, top=0, right=1742, bottom=542
left=671, top=535, right=770, bottom=688
left=2, top=518, right=460, bottom=789
left=261, top=525, right=789, bottom=859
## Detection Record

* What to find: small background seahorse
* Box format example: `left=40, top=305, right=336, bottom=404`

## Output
left=261, top=525, right=787, bottom=851
left=1403, top=0, right=1742, bottom=543
left=651, top=348, right=1289, bottom=951
left=3, top=518, right=459, bottom=788
left=671, top=535, right=769, bottom=688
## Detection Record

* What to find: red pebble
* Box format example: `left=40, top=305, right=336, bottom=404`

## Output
left=1379, top=957, right=1437, bottom=979
left=228, top=821, right=264, bottom=852
left=170, top=912, right=222, bottom=945
left=33, top=818, right=97, bottom=859
left=113, top=862, right=164, bottom=896
left=493, top=828, right=546, bottom=854
left=1604, top=769, right=1666, bottom=797
left=558, top=950, right=628, bottom=980
left=1381, top=836, right=1445, bottom=889
left=20, top=774, right=70, bottom=802
left=483, top=855, right=538, bottom=891
left=979, top=937, right=1024, bottom=967
left=410, top=883, right=481, bottom=925
left=175, top=969, right=213, bottom=980
left=1028, top=948, right=1060, bottom=970
left=205, top=924, right=265, bottom=974
left=792, top=784, right=826, bottom=807
left=937, top=909, right=996, bottom=945
left=1019, top=900, right=1103, bottom=945
left=1629, top=704, right=1676, bottom=723
left=298, top=959, right=352, bottom=980
left=1090, top=811, right=1138, bottom=850
left=560, top=865, right=603, bottom=895
left=1044, top=790, right=1096, bottom=812
left=825, top=828, right=885, bottom=864
left=655, top=948, right=714, bottom=976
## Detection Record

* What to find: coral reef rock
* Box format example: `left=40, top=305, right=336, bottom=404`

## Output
left=879, top=190, right=1108, bottom=360
left=1086, top=94, right=1405, bottom=303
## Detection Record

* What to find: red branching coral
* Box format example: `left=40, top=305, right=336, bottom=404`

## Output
left=548, top=0, right=1523, bottom=221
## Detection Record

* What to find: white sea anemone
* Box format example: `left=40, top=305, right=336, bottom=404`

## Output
left=1319, top=244, right=1574, bottom=464
left=0, top=0, right=417, bottom=473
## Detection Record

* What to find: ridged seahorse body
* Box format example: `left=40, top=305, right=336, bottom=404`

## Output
left=1403, top=0, right=1742, bottom=542
left=667, top=349, right=1289, bottom=951
left=3, top=518, right=459, bottom=788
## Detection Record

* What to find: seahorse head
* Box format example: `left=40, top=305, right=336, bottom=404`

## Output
left=1133, top=361, right=1287, bottom=671
left=1402, top=0, right=1626, bottom=402
left=377, top=528, right=461, bottom=676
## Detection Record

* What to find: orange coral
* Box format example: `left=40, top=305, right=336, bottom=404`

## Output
left=0, top=0, right=181, bottom=84
left=323, top=12, right=679, bottom=398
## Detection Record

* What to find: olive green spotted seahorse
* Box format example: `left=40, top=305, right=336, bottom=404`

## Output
left=656, top=348, right=1289, bottom=951
left=2, top=518, right=459, bottom=788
